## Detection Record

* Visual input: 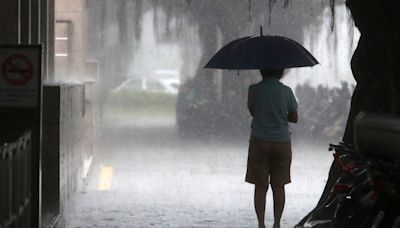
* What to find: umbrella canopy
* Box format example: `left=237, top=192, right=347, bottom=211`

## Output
left=204, top=35, right=319, bottom=70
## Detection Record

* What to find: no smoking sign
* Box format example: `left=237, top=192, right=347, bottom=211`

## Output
left=0, top=46, right=41, bottom=107
left=2, top=54, right=34, bottom=86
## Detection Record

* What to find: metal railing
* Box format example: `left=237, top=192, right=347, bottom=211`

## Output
left=0, top=131, right=31, bottom=228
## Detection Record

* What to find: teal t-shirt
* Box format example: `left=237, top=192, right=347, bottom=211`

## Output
left=247, top=77, right=298, bottom=142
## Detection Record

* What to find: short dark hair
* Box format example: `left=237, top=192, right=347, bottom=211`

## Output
left=260, top=69, right=284, bottom=79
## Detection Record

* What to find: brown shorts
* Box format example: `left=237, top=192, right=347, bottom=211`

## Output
left=245, top=136, right=292, bottom=187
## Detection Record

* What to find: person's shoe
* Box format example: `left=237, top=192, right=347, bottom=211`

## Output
left=273, top=223, right=280, bottom=228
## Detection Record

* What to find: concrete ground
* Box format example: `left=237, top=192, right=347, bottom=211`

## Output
left=65, top=117, right=333, bottom=228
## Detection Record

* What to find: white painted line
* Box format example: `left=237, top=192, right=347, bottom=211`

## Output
left=97, top=165, right=113, bottom=191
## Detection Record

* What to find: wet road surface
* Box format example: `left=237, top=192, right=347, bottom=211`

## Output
left=66, top=119, right=333, bottom=228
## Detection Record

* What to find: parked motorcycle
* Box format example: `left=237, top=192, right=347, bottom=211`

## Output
left=295, top=143, right=370, bottom=228
left=296, top=112, right=400, bottom=228
left=353, top=112, right=400, bottom=228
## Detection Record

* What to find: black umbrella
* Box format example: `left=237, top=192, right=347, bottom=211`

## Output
left=204, top=35, right=319, bottom=70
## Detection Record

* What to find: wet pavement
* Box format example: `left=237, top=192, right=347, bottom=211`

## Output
left=65, top=118, right=333, bottom=228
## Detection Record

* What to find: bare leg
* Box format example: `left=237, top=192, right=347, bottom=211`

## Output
left=271, top=184, right=285, bottom=228
left=254, top=184, right=268, bottom=228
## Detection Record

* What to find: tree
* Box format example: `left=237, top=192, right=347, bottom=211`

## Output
left=343, top=0, right=400, bottom=145
left=148, top=0, right=342, bottom=137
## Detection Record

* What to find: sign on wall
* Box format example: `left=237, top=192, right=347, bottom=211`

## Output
left=0, top=46, right=41, bottom=107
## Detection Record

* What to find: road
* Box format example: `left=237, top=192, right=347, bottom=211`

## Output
left=65, top=117, right=333, bottom=228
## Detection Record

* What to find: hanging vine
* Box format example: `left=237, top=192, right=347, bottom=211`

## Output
left=285, top=0, right=337, bottom=30
left=267, top=0, right=277, bottom=25
left=284, top=0, right=290, bottom=8
left=330, top=0, right=336, bottom=31
left=248, top=0, right=253, bottom=23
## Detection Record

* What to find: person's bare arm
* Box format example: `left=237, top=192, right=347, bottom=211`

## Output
left=288, top=111, right=298, bottom=123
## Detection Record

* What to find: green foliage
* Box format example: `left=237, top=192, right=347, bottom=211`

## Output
left=293, top=82, right=353, bottom=143
left=105, top=91, right=177, bottom=118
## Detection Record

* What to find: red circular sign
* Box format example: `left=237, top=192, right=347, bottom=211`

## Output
left=2, top=54, right=34, bottom=86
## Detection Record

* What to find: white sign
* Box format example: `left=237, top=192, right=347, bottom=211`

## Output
left=0, top=46, right=41, bottom=107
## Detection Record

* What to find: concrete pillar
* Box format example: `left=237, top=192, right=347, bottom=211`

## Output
left=43, top=0, right=49, bottom=80
left=31, top=0, right=40, bottom=44
left=20, top=0, right=31, bottom=43
left=48, top=0, right=55, bottom=81
left=0, top=1, right=19, bottom=43
left=40, top=0, right=55, bottom=81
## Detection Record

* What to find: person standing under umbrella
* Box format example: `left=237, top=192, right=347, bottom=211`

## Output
left=245, top=69, right=298, bottom=228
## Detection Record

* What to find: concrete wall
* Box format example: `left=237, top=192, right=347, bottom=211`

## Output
left=42, top=82, right=95, bottom=227
left=0, top=1, right=97, bottom=227
left=43, top=1, right=98, bottom=227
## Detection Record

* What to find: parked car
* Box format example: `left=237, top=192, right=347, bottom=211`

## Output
left=112, top=77, right=179, bottom=94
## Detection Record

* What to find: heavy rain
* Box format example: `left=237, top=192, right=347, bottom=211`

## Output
left=64, top=1, right=360, bottom=227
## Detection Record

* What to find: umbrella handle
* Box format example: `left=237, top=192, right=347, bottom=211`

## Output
left=260, top=26, right=263, bottom=36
